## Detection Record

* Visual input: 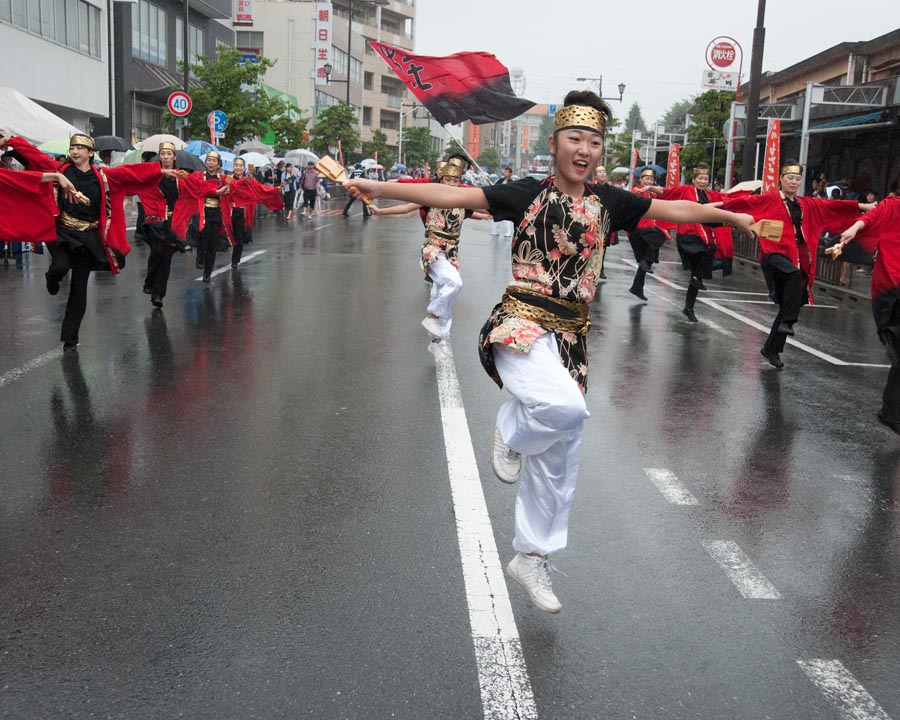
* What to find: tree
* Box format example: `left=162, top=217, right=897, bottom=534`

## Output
left=166, top=48, right=293, bottom=147
left=362, top=129, right=395, bottom=167
left=658, top=98, right=694, bottom=130
left=309, top=103, right=360, bottom=159
left=680, top=90, right=736, bottom=184
left=267, top=100, right=310, bottom=153
left=476, top=147, right=502, bottom=172
left=624, top=102, right=647, bottom=134
left=531, top=115, right=555, bottom=156
left=401, top=126, right=437, bottom=169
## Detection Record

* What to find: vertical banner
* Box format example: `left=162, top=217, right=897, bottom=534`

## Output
left=666, top=143, right=681, bottom=187
left=521, top=123, right=529, bottom=151
left=762, top=119, right=781, bottom=193
left=314, top=2, right=333, bottom=83
left=234, top=0, right=253, bottom=26
left=467, top=123, right=481, bottom=160
left=337, top=139, right=343, bottom=168
left=209, top=114, right=215, bottom=146
left=628, top=147, right=639, bottom=189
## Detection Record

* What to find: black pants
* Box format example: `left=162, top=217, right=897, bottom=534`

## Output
left=344, top=195, right=369, bottom=217
left=48, top=243, right=94, bottom=346
left=200, top=215, right=223, bottom=277
left=145, top=223, right=177, bottom=299
left=762, top=264, right=805, bottom=354
left=232, top=210, right=247, bottom=266
left=302, top=189, right=317, bottom=211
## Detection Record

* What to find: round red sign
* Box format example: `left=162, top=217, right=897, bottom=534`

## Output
left=711, top=42, right=736, bottom=68
left=167, top=91, right=192, bottom=117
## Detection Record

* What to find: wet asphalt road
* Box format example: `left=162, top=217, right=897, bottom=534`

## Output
left=1, top=201, right=899, bottom=720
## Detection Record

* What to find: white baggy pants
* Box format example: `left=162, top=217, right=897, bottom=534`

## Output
left=491, top=220, right=514, bottom=239
left=493, top=333, right=590, bottom=556
left=426, top=253, right=463, bottom=339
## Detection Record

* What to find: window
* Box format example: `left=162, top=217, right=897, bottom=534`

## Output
left=235, top=30, right=263, bottom=54
left=53, top=0, right=65, bottom=42
left=331, top=47, right=361, bottom=84
left=364, top=71, right=373, bottom=91
left=362, top=106, right=372, bottom=126
left=0, top=0, right=10, bottom=23
left=27, top=0, right=40, bottom=32
left=131, top=0, right=166, bottom=65
left=77, top=0, right=88, bottom=53
left=133, top=101, right=162, bottom=142
left=11, top=0, right=26, bottom=27
left=175, top=17, right=203, bottom=64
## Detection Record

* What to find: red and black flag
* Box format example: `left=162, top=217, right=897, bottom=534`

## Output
left=369, top=41, right=535, bottom=126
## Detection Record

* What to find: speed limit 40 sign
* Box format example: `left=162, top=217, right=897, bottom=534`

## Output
left=167, top=91, right=192, bottom=117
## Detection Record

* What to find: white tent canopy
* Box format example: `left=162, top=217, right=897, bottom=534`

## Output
left=0, top=87, right=83, bottom=144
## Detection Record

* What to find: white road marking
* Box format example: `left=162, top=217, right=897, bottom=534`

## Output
left=797, top=659, right=892, bottom=720
left=432, top=343, right=538, bottom=720
left=643, top=468, right=699, bottom=505
left=195, top=249, right=267, bottom=281
left=643, top=289, right=736, bottom=337
left=622, top=259, right=889, bottom=368
left=0, top=348, right=64, bottom=389
left=702, top=540, right=782, bottom=599
left=709, top=299, right=838, bottom=308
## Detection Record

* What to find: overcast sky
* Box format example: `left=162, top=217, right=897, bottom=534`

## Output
left=414, top=1, right=896, bottom=127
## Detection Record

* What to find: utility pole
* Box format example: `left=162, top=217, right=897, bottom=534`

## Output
left=740, top=0, right=766, bottom=180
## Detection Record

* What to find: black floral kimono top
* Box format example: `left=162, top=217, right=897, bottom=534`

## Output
left=479, top=177, right=649, bottom=393
left=419, top=206, right=471, bottom=276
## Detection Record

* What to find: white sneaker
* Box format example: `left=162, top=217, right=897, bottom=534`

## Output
left=427, top=341, right=447, bottom=359
left=421, top=316, right=443, bottom=336
left=490, top=426, right=521, bottom=484
left=506, top=552, right=561, bottom=613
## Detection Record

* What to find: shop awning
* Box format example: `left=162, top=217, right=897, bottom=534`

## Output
left=802, top=110, right=889, bottom=133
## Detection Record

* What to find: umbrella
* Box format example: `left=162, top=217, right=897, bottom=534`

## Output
left=235, top=139, right=273, bottom=154
left=392, top=163, right=406, bottom=171
left=184, top=139, right=221, bottom=156
left=37, top=137, right=72, bottom=155
left=93, top=135, right=130, bottom=152
left=727, top=179, right=762, bottom=193
left=139, top=134, right=185, bottom=153
left=610, top=166, right=631, bottom=175
left=633, top=164, right=665, bottom=177
left=283, top=149, right=319, bottom=167
left=359, top=158, right=378, bottom=168
left=238, top=151, right=272, bottom=168
left=173, top=150, right=204, bottom=171
left=201, top=150, right=237, bottom=172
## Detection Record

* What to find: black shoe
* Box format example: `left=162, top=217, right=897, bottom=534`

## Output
left=151, top=294, right=163, bottom=308
left=777, top=322, right=795, bottom=336
left=697, top=279, right=706, bottom=290
left=63, top=343, right=77, bottom=353
left=599, top=270, right=607, bottom=280
left=682, top=307, right=698, bottom=322
left=195, top=259, right=203, bottom=269
left=202, top=274, right=211, bottom=284
left=231, top=263, right=239, bottom=269
left=629, top=287, right=647, bottom=302
left=760, top=347, right=784, bottom=369
left=143, top=284, right=152, bottom=294
left=646, top=267, right=655, bottom=274
left=876, top=411, right=900, bottom=436
left=45, top=272, right=60, bottom=296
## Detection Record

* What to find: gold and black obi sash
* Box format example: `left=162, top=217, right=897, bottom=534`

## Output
left=425, top=228, right=460, bottom=246
left=501, top=286, right=591, bottom=336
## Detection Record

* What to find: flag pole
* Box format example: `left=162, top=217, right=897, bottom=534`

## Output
left=439, top=125, right=491, bottom=184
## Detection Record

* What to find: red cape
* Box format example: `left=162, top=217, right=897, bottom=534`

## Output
left=0, top=168, right=58, bottom=241
left=230, top=176, right=284, bottom=227
left=171, top=171, right=234, bottom=245
left=849, top=197, right=900, bottom=302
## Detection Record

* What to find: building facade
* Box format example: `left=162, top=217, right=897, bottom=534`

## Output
left=0, top=0, right=110, bottom=131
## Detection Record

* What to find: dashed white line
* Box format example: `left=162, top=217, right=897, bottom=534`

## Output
left=797, top=659, right=892, bottom=720
left=194, top=249, right=267, bottom=281
left=643, top=468, right=699, bottom=505
left=702, top=540, right=782, bottom=599
left=432, top=344, right=537, bottom=720
left=0, top=348, right=64, bottom=389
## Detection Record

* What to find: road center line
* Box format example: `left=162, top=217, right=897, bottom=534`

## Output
left=432, top=344, right=538, bottom=720
left=702, top=540, right=782, bottom=599
left=195, top=249, right=267, bottom=281
left=797, top=659, right=892, bottom=720
left=643, top=468, right=699, bottom=505
left=0, top=348, right=64, bottom=389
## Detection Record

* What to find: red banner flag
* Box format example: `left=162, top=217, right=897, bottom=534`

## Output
left=666, top=143, right=681, bottom=188
left=762, top=119, right=781, bottom=193
left=368, top=41, right=535, bottom=126
left=337, top=139, right=343, bottom=169
left=628, top=147, right=639, bottom=189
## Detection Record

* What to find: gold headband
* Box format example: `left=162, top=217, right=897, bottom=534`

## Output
left=781, top=165, right=802, bottom=176
left=233, top=157, right=245, bottom=165
left=446, top=156, right=468, bottom=171
left=158, top=142, right=176, bottom=153
left=441, top=163, right=465, bottom=179
left=553, top=105, right=606, bottom=135
left=206, top=151, right=221, bottom=161
left=693, top=166, right=710, bottom=177
left=69, top=133, right=94, bottom=150
left=640, top=169, right=656, bottom=178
